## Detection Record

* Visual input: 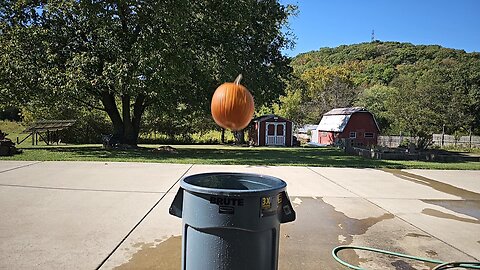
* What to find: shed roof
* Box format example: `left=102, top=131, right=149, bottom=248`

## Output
left=252, top=114, right=291, bottom=123
left=22, top=120, right=76, bottom=133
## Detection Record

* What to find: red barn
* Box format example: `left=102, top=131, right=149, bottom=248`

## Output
left=249, top=115, right=293, bottom=146
left=316, top=107, right=380, bottom=146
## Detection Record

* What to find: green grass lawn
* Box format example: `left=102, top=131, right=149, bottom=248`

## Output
left=2, top=120, right=479, bottom=169
left=0, top=120, right=25, bottom=142
left=1, top=144, right=479, bottom=170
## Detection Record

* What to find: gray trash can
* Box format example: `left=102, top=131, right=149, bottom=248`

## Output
left=169, top=172, right=296, bottom=270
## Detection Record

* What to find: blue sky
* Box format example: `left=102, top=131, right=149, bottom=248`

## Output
left=280, top=0, right=480, bottom=56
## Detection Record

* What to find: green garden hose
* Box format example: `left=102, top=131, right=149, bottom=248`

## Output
left=332, top=245, right=480, bottom=270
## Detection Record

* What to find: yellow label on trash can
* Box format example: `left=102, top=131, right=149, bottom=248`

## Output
left=261, top=195, right=279, bottom=217
left=261, top=197, right=271, bottom=210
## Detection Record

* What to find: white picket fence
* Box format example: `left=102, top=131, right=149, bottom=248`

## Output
left=378, top=134, right=480, bottom=148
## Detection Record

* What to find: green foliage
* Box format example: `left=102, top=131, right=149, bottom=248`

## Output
left=274, top=65, right=359, bottom=125
left=398, top=138, right=411, bottom=148
left=273, top=88, right=303, bottom=123
left=139, top=130, right=236, bottom=145
left=0, top=120, right=24, bottom=138
left=256, top=104, right=275, bottom=117
left=1, top=0, right=295, bottom=145
left=20, top=105, right=112, bottom=144
left=355, top=85, right=397, bottom=132
left=276, top=42, right=480, bottom=146
left=387, top=61, right=477, bottom=140
left=0, top=106, right=21, bottom=121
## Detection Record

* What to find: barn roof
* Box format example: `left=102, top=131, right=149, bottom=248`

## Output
left=317, top=107, right=379, bottom=132
left=317, top=115, right=351, bottom=132
left=324, top=107, right=367, bottom=115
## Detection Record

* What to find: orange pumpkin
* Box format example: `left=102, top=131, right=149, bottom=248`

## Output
left=211, top=74, right=255, bottom=131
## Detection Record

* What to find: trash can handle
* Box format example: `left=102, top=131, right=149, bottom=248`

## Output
left=280, top=191, right=296, bottom=223
left=169, top=187, right=184, bottom=218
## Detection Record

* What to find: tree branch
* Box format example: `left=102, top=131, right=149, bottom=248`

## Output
left=72, top=97, right=106, bottom=112
left=117, top=1, right=130, bottom=35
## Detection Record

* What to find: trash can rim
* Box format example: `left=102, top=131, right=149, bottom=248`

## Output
left=180, top=172, right=287, bottom=196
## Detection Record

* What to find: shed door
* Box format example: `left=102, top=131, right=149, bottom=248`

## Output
left=276, top=124, right=285, bottom=145
left=265, top=122, right=286, bottom=146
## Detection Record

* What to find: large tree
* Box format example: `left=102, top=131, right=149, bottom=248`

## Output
left=1, top=0, right=294, bottom=145
left=388, top=62, right=478, bottom=141
left=275, top=65, right=357, bottom=125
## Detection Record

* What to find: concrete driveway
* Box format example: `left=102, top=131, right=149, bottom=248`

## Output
left=0, top=161, right=478, bottom=269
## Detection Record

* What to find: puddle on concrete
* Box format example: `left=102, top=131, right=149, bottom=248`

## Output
left=115, top=198, right=418, bottom=270
left=421, top=200, right=480, bottom=221
left=422, top=208, right=480, bottom=224
left=279, top=197, right=395, bottom=269
left=392, top=260, right=417, bottom=270
left=405, top=232, right=431, bottom=238
left=384, top=170, right=480, bottom=223
left=425, top=249, right=438, bottom=257
left=114, top=236, right=181, bottom=270
left=382, top=169, right=480, bottom=200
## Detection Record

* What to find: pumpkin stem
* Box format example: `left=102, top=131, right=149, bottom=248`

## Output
left=234, top=74, right=243, bottom=85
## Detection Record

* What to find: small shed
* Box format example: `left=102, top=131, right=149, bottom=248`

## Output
left=249, top=115, right=293, bottom=147
left=317, top=107, right=379, bottom=146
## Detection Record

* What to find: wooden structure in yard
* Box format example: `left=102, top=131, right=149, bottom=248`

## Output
left=249, top=115, right=293, bottom=147
left=316, top=107, right=379, bottom=147
left=18, top=120, right=76, bottom=145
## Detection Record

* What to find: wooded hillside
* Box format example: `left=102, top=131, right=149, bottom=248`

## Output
left=276, top=41, right=480, bottom=138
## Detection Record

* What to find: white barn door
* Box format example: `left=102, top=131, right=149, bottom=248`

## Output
left=265, top=122, right=286, bottom=146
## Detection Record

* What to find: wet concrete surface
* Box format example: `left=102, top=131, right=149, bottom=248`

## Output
left=114, top=197, right=439, bottom=270
left=421, top=200, right=480, bottom=220
left=391, top=260, right=417, bottom=270
left=2, top=162, right=479, bottom=269
left=107, top=168, right=479, bottom=269
left=405, top=232, right=432, bottom=238
left=114, top=236, right=181, bottom=270
left=279, top=197, right=395, bottom=269
left=421, top=208, right=480, bottom=224
left=383, top=169, right=480, bottom=200
left=405, top=170, right=480, bottom=194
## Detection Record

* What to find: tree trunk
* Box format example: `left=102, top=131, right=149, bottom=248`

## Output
left=234, top=130, right=245, bottom=145
left=122, top=94, right=137, bottom=145
left=102, top=91, right=124, bottom=139
left=101, top=92, right=146, bottom=146
left=221, top=128, right=225, bottom=144
left=132, top=94, right=146, bottom=145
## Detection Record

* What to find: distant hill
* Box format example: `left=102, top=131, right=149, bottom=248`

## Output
left=291, top=41, right=480, bottom=86
left=275, top=42, right=480, bottom=137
